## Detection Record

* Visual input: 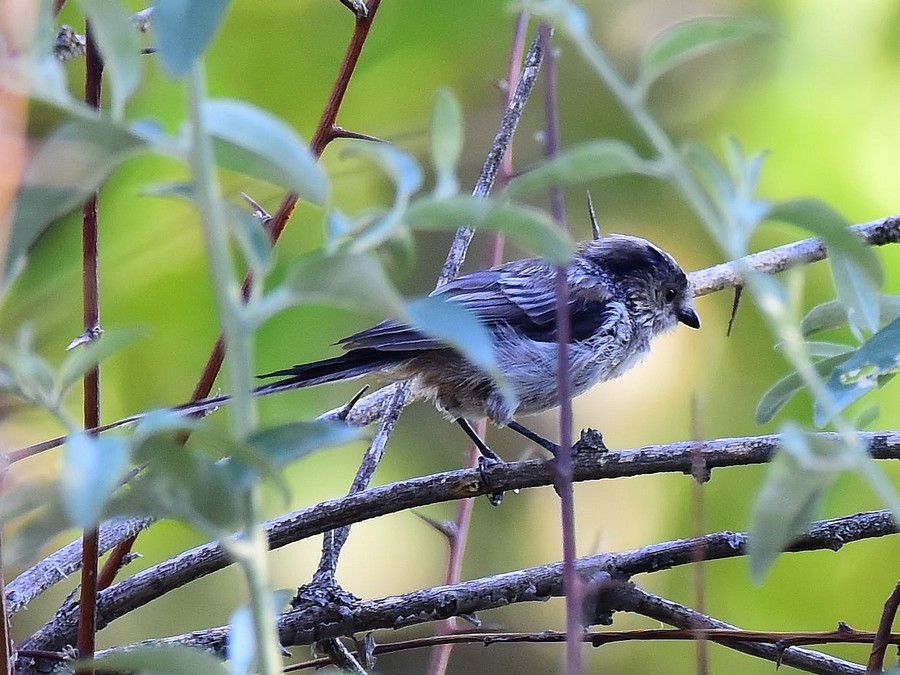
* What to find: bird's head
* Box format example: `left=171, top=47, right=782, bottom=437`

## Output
left=579, top=234, right=700, bottom=336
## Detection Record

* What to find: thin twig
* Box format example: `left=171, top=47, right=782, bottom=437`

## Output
left=75, top=21, right=103, bottom=674
left=285, top=628, right=900, bottom=672
left=537, top=21, right=580, bottom=675
left=427, top=13, right=529, bottom=675
left=689, top=395, right=708, bottom=675
left=865, top=579, right=900, bottom=674
left=605, top=584, right=865, bottom=675
left=437, top=30, right=546, bottom=286
left=94, top=0, right=383, bottom=590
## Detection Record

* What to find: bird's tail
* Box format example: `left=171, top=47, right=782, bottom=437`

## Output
left=254, top=349, right=405, bottom=395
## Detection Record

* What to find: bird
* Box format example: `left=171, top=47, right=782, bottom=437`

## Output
left=257, top=234, right=700, bottom=461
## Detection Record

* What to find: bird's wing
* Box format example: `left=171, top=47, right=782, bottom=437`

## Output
left=339, top=263, right=618, bottom=353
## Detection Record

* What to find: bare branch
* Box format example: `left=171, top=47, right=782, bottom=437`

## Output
left=70, top=509, right=895, bottom=661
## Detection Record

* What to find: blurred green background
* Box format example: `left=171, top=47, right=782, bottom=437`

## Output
left=4, top=0, right=900, bottom=672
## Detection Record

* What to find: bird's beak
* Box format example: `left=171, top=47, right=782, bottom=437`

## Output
left=678, top=306, right=701, bottom=329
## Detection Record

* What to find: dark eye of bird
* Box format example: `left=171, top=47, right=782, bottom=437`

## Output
left=665, top=287, right=677, bottom=302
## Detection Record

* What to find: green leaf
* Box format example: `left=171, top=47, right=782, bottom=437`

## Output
left=226, top=606, right=255, bottom=675
left=406, top=197, right=574, bottom=265
left=58, top=328, right=147, bottom=396
left=755, top=354, right=848, bottom=424
left=1, top=491, right=70, bottom=566
left=682, top=141, right=734, bottom=215
left=89, top=646, right=228, bottom=675
left=335, top=142, right=424, bottom=253
left=204, top=99, right=327, bottom=204
left=8, top=118, right=147, bottom=286
left=817, top=316, right=900, bottom=426
left=406, top=296, right=514, bottom=407
left=154, top=0, right=233, bottom=77
left=254, top=250, right=404, bottom=325
left=76, top=0, right=143, bottom=118
left=227, top=204, right=272, bottom=277
left=768, top=199, right=882, bottom=335
left=249, top=420, right=360, bottom=469
left=61, top=433, right=130, bottom=529
left=748, top=424, right=841, bottom=581
left=430, top=88, right=463, bottom=199
left=639, top=16, right=770, bottom=91
left=505, top=140, right=661, bottom=199
left=801, top=296, right=900, bottom=336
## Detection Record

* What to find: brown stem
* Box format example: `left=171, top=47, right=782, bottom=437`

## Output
left=75, top=21, right=103, bottom=675
left=865, top=579, right=900, bottom=674
left=95, top=0, right=383, bottom=591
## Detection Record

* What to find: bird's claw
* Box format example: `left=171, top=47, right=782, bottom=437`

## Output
left=478, top=455, right=505, bottom=506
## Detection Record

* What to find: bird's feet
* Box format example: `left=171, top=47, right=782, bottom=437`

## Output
left=477, top=455, right=505, bottom=506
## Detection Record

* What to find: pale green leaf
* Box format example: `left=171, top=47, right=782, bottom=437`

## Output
left=76, top=0, right=143, bottom=118
left=431, top=88, right=463, bottom=199
left=801, top=296, right=900, bottom=336
left=89, top=646, right=228, bottom=675
left=154, top=0, right=232, bottom=77
left=406, top=197, right=574, bottom=264
left=204, top=99, right=327, bottom=204
left=755, top=354, right=847, bottom=424
left=817, top=316, right=900, bottom=426
left=505, top=140, right=661, bottom=199
left=61, top=433, right=130, bottom=529
left=639, top=16, right=770, bottom=91
left=249, top=420, right=360, bottom=468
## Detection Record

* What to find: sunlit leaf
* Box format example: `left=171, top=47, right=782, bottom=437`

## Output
left=406, top=197, right=574, bottom=264
left=639, top=16, right=770, bottom=92
left=204, top=99, right=327, bottom=204
left=505, top=140, right=661, bottom=198
left=58, top=328, right=147, bottom=397
left=768, top=199, right=882, bottom=335
left=816, top=316, right=900, bottom=426
left=748, top=424, right=840, bottom=581
left=61, top=433, right=130, bottom=529
left=76, top=0, right=143, bottom=118
left=430, top=88, right=463, bottom=199
left=89, top=646, right=228, bottom=675
left=801, top=296, right=900, bottom=336
left=154, top=0, right=232, bottom=77
left=755, top=354, right=847, bottom=424
left=8, top=118, right=147, bottom=286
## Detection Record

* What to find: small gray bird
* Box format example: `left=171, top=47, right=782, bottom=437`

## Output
left=259, top=234, right=700, bottom=460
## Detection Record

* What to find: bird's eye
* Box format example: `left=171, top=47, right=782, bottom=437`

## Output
left=664, top=287, right=677, bottom=302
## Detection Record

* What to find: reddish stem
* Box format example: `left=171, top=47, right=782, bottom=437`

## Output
left=866, top=579, right=900, bottom=674
left=426, top=14, right=528, bottom=675
left=97, top=0, right=383, bottom=590
left=76, top=21, right=103, bottom=674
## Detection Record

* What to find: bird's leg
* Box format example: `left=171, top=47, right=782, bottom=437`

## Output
left=506, top=420, right=560, bottom=456
left=456, top=418, right=501, bottom=462
left=455, top=418, right=504, bottom=506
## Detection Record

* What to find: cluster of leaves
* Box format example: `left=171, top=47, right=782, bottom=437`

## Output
left=526, top=0, right=900, bottom=579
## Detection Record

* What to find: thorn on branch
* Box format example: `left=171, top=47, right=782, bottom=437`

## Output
left=587, top=191, right=601, bottom=240
left=413, top=511, right=457, bottom=541
left=240, top=192, right=272, bottom=224
left=330, top=126, right=387, bottom=144
left=337, top=386, right=369, bottom=421
left=726, top=285, right=743, bottom=337
left=65, top=326, right=102, bottom=351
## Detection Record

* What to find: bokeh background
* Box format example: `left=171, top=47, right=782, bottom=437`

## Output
left=4, top=0, right=900, bottom=672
